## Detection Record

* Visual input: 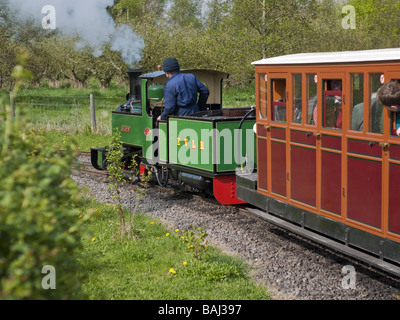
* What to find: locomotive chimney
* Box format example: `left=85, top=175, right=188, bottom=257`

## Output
left=127, top=69, right=143, bottom=102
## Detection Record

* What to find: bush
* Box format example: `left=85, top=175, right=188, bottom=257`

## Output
left=0, top=127, right=85, bottom=299
left=0, top=53, right=86, bottom=299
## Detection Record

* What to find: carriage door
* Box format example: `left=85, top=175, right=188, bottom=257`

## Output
left=346, top=73, right=384, bottom=230
left=269, top=74, right=288, bottom=198
left=318, top=73, right=345, bottom=216
left=387, top=72, right=400, bottom=237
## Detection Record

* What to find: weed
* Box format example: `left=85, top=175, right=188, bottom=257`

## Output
left=180, top=225, right=208, bottom=261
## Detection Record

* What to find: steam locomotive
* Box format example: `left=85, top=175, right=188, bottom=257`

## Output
left=91, top=68, right=257, bottom=205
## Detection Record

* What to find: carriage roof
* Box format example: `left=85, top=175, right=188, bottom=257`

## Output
left=252, top=47, right=400, bottom=66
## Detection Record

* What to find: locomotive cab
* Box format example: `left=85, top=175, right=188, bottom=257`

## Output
left=142, top=69, right=230, bottom=120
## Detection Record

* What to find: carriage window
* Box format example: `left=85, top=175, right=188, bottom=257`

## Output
left=271, top=79, right=286, bottom=122
left=307, top=74, right=317, bottom=125
left=350, top=73, right=364, bottom=132
left=322, top=79, right=342, bottom=130
left=258, top=73, right=267, bottom=119
left=390, top=79, right=400, bottom=137
left=369, top=73, right=384, bottom=134
left=292, top=74, right=302, bottom=124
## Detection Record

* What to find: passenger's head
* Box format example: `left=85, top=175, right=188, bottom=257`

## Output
left=329, top=79, right=342, bottom=91
left=162, top=57, right=180, bottom=74
left=377, top=80, right=400, bottom=111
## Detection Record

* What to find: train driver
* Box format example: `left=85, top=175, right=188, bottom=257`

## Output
left=157, top=57, right=210, bottom=121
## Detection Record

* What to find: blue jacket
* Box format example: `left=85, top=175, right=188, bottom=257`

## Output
left=160, top=72, right=210, bottom=120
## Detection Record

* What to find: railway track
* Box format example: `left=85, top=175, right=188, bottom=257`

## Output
left=73, top=151, right=108, bottom=177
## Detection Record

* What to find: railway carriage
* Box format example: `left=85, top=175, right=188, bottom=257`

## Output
left=236, top=48, right=400, bottom=276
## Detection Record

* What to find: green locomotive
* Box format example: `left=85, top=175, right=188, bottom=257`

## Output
left=91, top=68, right=256, bottom=205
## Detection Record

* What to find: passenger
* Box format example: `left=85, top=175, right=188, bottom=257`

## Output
left=351, top=101, right=364, bottom=131
left=351, top=95, right=383, bottom=132
left=308, top=95, right=317, bottom=125
left=376, top=80, right=400, bottom=135
left=376, top=80, right=400, bottom=111
left=312, top=79, right=342, bottom=128
left=157, top=57, right=210, bottom=121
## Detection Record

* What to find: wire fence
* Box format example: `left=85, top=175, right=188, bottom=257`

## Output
left=4, top=93, right=125, bottom=136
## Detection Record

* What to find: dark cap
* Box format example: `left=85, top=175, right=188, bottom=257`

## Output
left=162, top=57, right=180, bottom=73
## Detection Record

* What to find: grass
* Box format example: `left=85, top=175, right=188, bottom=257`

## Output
left=1, top=86, right=129, bottom=137
left=43, top=130, right=112, bottom=152
left=76, top=198, right=271, bottom=300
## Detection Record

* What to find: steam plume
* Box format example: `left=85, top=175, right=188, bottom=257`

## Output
left=8, top=0, right=145, bottom=66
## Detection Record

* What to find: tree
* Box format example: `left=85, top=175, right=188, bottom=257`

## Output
left=346, top=0, right=400, bottom=49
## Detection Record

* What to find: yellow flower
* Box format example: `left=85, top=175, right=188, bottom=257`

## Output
left=150, top=221, right=155, bottom=224
left=183, top=261, right=187, bottom=266
left=91, top=237, right=96, bottom=242
left=169, top=268, right=176, bottom=274
left=188, top=245, right=193, bottom=249
left=166, top=233, right=170, bottom=236
left=175, top=228, right=179, bottom=232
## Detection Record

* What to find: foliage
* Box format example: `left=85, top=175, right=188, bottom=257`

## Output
left=105, top=131, right=126, bottom=230
left=105, top=130, right=152, bottom=238
left=0, top=50, right=86, bottom=299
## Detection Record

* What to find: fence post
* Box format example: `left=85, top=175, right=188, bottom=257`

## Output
left=10, top=92, right=15, bottom=118
left=90, top=93, right=96, bottom=133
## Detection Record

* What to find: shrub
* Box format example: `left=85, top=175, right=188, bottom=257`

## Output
left=0, top=50, right=85, bottom=299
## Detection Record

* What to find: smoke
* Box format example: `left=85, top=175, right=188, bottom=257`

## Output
left=8, top=0, right=145, bottom=66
